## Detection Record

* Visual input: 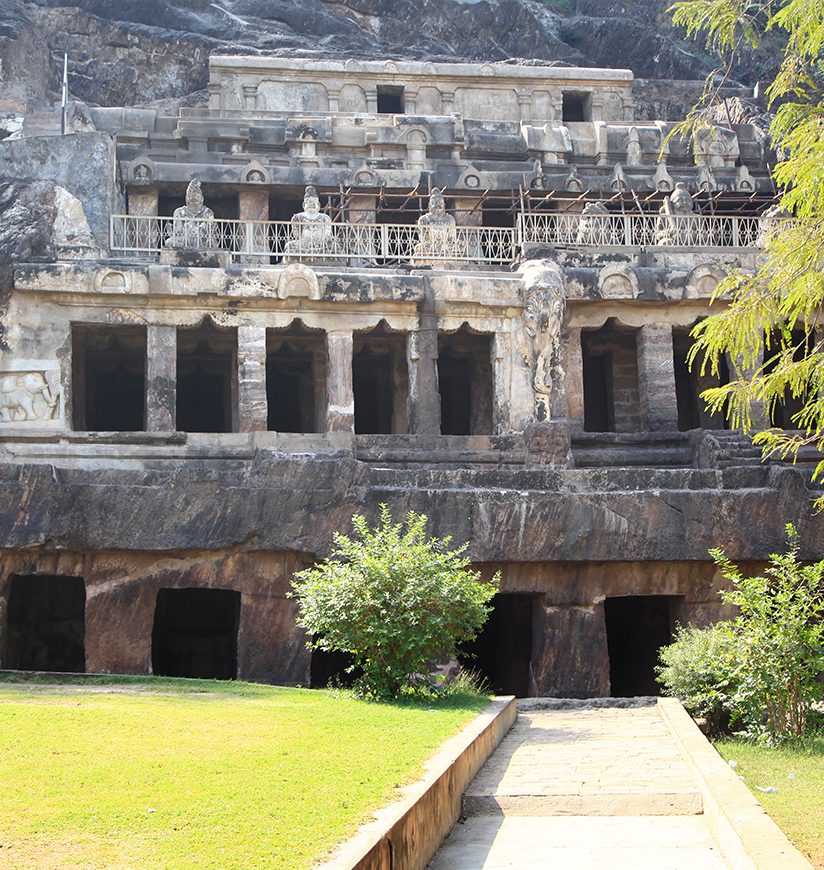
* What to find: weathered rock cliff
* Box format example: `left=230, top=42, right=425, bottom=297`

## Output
left=0, top=0, right=780, bottom=112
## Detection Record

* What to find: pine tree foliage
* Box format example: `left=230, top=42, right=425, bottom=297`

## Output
left=669, top=1, right=824, bottom=493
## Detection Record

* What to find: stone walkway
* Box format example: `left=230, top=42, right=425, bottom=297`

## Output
left=429, top=700, right=729, bottom=869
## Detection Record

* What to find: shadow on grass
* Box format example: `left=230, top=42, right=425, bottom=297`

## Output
left=0, top=671, right=491, bottom=712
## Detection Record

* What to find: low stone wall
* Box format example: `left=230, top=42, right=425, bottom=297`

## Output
left=658, top=698, right=813, bottom=870
left=320, top=696, right=516, bottom=870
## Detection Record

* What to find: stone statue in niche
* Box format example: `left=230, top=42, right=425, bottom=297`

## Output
left=133, top=163, right=152, bottom=185
left=654, top=182, right=696, bottom=245
left=0, top=371, right=59, bottom=423
left=517, top=260, right=566, bottom=422
left=576, top=201, right=612, bottom=245
left=756, top=203, right=791, bottom=248
left=413, top=188, right=463, bottom=261
left=167, top=179, right=218, bottom=249
left=284, top=185, right=338, bottom=258
left=530, top=159, right=548, bottom=190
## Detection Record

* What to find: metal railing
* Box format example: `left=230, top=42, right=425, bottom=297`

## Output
left=517, top=212, right=765, bottom=249
left=110, top=215, right=518, bottom=266
left=110, top=211, right=778, bottom=266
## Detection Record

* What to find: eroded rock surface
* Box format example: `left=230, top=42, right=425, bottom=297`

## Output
left=0, top=0, right=780, bottom=111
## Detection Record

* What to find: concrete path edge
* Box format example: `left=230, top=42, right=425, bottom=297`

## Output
left=318, top=695, right=517, bottom=870
left=657, top=697, right=813, bottom=870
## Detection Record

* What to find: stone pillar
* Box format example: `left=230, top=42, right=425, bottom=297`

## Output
left=325, top=331, right=355, bottom=432
left=530, top=599, right=611, bottom=697
left=407, top=286, right=441, bottom=435
left=453, top=197, right=483, bottom=228
left=348, top=194, right=377, bottom=224
left=726, top=347, right=769, bottom=431
left=407, top=330, right=441, bottom=435
left=237, top=326, right=268, bottom=433
left=563, top=326, right=585, bottom=429
left=492, top=331, right=511, bottom=434
left=128, top=187, right=158, bottom=216
left=146, top=325, right=176, bottom=432
left=637, top=323, right=679, bottom=431
left=239, top=188, right=269, bottom=265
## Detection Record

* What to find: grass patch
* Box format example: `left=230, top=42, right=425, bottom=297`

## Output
left=715, top=733, right=824, bottom=868
left=0, top=677, right=488, bottom=868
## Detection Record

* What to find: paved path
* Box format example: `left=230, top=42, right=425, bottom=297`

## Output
left=429, top=700, right=729, bottom=869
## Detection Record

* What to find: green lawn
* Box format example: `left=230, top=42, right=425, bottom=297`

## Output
left=0, top=676, right=487, bottom=869
left=715, top=733, right=824, bottom=869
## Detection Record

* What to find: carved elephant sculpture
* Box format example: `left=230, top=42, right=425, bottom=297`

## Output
left=0, top=372, right=58, bottom=423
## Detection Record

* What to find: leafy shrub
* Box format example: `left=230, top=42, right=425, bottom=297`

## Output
left=658, top=525, right=824, bottom=741
left=656, top=622, right=738, bottom=735
left=291, top=506, right=498, bottom=699
left=713, top=525, right=824, bottom=740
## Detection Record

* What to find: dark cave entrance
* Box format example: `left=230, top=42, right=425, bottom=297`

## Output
left=176, top=323, right=237, bottom=433
left=581, top=321, right=641, bottom=433
left=151, top=588, right=240, bottom=680
left=605, top=595, right=677, bottom=697
left=72, top=325, right=146, bottom=431
left=310, top=648, right=360, bottom=689
left=438, top=329, right=493, bottom=436
left=353, top=325, right=408, bottom=435
left=4, top=575, right=86, bottom=672
left=266, top=324, right=325, bottom=433
left=459, top=593, right=534, bottom=697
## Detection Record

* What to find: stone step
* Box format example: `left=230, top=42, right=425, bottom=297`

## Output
left=459, top=704, right=705, bottom=822
left=463, top=789, right=703, bottom=817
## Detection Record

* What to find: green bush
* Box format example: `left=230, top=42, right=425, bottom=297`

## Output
left=658, top=525, right=824, bottom=741
left=656, top=622, right=738, bottom=736
left=291, top=506, right=498, bottom=699
left=713, top=526, right=824, bottom=740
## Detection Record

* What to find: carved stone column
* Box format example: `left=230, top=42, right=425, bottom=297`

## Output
left=407, top=330, right=440, bottom=435
left=239, top=189, right=269, bottom=265
left=146, top=325, right=176, bottom=431
left=726, top=348, right=769, bottom=430
left=128, top=187, right=158, bottom=216
left=492, top=331, right=511, bottom=434
left=407, top=285, right=440, bottom=435
left=563, top=326, right=585, bottom=429
left=453, top=197, right=482, bottom=227
left=325, top=331, right=355, bottom=432
left=638, top=323, right=679, bottom=431
left=530, top=599, right=611, bottom=697
left=237, top=325, right=268, bottom=433
left=348, top=194, right=377, bottom=224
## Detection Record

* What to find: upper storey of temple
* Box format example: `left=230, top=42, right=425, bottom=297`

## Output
left=82, top=55, right=771, bottom=199
left=206, top=56, right=636, bottom=123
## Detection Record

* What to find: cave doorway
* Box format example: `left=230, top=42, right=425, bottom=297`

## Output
left=310, top=649, right=360, bottom=689
left=353, top=324, right=408, bottom=434
left=72, top=325, right=146, bottom=431
left=604, top=595, right=678, bottom=697
left=581, top=321, right=641, bottom=433
left=267, top=324, right=325, bottom=433
left=176, top=323, right=237, bottom=433
left=4, top=575, right=86, bottom=672
left=438, top=329, right=493, bottom=435
left=459, top=593, right=534, bottom=697
left=151, top=588, right=240, bottom=680
left=673, top=326, right=730, bottom=431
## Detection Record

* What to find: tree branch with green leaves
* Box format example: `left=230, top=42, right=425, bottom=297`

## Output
left=671, top=0, right=824, bottom=499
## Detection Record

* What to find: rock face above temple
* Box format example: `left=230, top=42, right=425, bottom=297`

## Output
left=0, top=0, right=779, bottom=111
